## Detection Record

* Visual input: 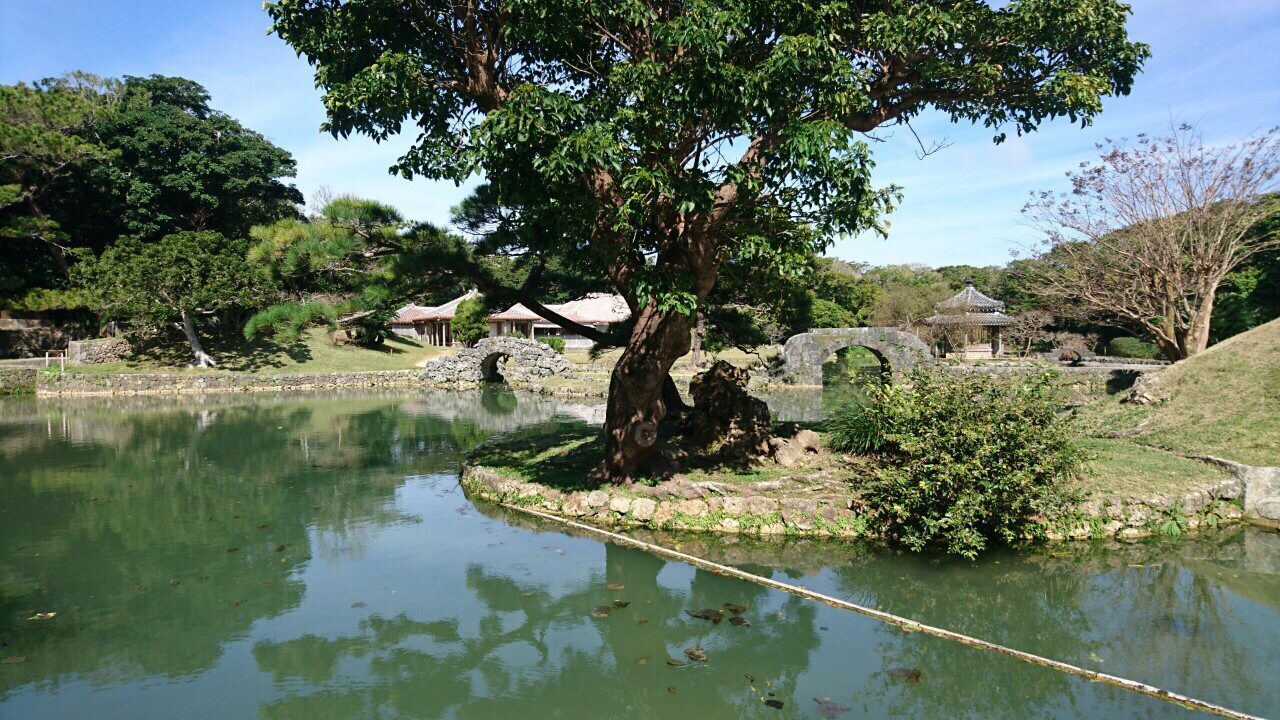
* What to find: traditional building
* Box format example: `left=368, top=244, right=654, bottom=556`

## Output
left=925, top=280, right=1013, bottom=358
left=489, top=293, right=630, bottom=348
left=388, top=290, right=480, bottom=346
left=390, top=291, right=630, bottom=348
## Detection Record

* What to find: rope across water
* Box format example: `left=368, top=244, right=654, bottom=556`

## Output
left=498, top=502, right=1266, bottom=720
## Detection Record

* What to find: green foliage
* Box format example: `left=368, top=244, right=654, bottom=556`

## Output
left=537, top=336, right=566, bottom=353
left=849, top=369, right=1083, bottom=558
left=809, top=298, right=854, bottom=329
left=247, top=196, right=466, bottom=344
left=63, top=75, right=302, bottom=244
left=0, top=72, right=300, bottom=307
left=452, top=296, right=490, bottom=347
left=267, top=0, right=1147, bottom=342
left=78, top=230, right=273, bottom=332
left=825, top=402, right=887, bottom=454
left=1107, top=336, right=1162, bottom=359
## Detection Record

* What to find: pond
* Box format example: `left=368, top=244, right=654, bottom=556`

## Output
left=2, top=389, right=1277, bottom=719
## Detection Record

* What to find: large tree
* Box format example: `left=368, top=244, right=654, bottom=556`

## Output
left=0, top=73, right=302, bottom=309
left=79, top=232, right=275, bottom=366
left=1023, top=125, right=1280, bottom=360
left=246, top=196, right=465, bottom=345
left=269, top=0, right=1147, bottom=482
left=0, top=73, right=119, bottom=298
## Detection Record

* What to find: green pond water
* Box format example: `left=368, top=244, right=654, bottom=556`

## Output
left=2, top=389, right=1278, bottom=719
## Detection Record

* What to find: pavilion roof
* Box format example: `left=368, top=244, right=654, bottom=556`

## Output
left=936, top=281, right=1006, bottom=312
left=925, top=311, right=1014, bottom=326
left=390, top=290, right=479, bottom=323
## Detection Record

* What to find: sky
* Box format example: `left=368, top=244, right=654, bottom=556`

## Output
left=2, top=0, right=1278, bottom=268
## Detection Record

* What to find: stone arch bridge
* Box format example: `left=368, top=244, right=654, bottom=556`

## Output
left=780, top=328, right=932, bottom=386
left=420, top=336, right=572, bottom=385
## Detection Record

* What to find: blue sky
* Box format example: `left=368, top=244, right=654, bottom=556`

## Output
left=3, top=1, right=1278, bottom=267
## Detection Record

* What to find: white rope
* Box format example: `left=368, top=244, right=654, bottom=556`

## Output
left=500, top=502, right=1266, bottom=720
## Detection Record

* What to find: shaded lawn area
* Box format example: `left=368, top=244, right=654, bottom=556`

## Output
left=468, top=419, right=862, bottom=492
left=55, top=329, right=451, bottom=376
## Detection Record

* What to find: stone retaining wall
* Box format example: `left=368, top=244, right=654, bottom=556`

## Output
left=461, top=465, right=871, bottom=539
left=67, top=337, right=132, bottom=365
left=38, top=369, right=435, bottom=396
left=0, top=367, right=37, bottom=394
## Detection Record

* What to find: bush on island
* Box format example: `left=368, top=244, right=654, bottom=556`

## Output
left=826, top=368, right=1082, bottom=557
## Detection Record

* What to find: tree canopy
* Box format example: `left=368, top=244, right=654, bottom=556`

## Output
left=269, top=0, right=1148, bottom=482
left=0, top=73, right=302, bottom=308
left=78, top=231, right=274, bottom=366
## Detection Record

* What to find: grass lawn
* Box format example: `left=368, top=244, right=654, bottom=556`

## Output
left=1074, top=317, right=1280, bottom=467
left=56, top=329, right=452, bottom=376
left=1076, top=438, right=1231, bottom=498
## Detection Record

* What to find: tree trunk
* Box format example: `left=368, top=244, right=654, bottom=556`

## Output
left=601, top=304, right=693, bottom=483
left=1185, top=287, right=1217, bottom=357
left=180, top=310, right=218, bottom=367
left=691, top=313, right=704, bottom=368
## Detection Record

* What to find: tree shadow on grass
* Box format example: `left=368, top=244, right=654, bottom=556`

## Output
left=467, top=421, right=604, bottom=492
left=126, top=331, right=313, bottom=372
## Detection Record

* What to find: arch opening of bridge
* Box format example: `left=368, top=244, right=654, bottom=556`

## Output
left=781, top=328, right=932, bottom=387
left=479, top=352, right=511, bottom=383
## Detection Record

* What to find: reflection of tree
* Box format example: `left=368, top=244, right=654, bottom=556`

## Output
left=0, top=390, right=552, bottom=697
left=253, top=541, right=823, bottom=720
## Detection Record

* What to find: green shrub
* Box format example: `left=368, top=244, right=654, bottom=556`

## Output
left=825, top=402, right=887, bottom=453
left=452, top=296, right=490, bottom=347
left=845, top=368, right=1082, bottom=558
left=537, top=336, right=566, bottom=353
left=1107, top=336, right=1162, bottom=359
left=809, top=298, right=854, bottom=329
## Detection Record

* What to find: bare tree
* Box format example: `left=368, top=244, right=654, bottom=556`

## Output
left=1022, top=125, right=1280, bottom=360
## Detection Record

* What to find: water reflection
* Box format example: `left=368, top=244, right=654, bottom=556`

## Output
left=1, top=390, right=1277, bottom=719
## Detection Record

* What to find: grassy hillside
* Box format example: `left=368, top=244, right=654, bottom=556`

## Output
left=1080, top=317, right=1280, bottom=471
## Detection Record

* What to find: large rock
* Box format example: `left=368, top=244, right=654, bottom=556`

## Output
left=687, top=361, right=772, bottom=460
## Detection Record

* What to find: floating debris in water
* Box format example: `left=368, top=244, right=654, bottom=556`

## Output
left=666, top=659, right=685, bottom=667
left=169, top=580, right=180, bottom=587
left=729, top=616, right=751, bottom=627
left=590, top=605, right=613, bottom=619
left=744, top=674, right=755, bottom=683
left=813, top=697, right=851, bottom=719
left=723, top=603, right=746, bottom=615
left=275, top=545, right=287, bottom=552
left=611, top=600, right=631, bottom=609
left=256, top=524, right=269, bottom=529
left=764, top=698, right=784, bottom=709
left=226, top=548, right=240, bottom=553
left=607, top=584, right=625, bottom=591
left=667, top=686, right=677, bottom=694
left=24, top=612, right=56, bottom=621
left=636, top=619, right=648, bottom=626
left=227, top=600, right=245, bottom=608
left=351, top=601, right=366, bottom=609
left=684, top=647, right=707, bottom=663
left=885, top=667, right=922, bottom=683
left=686, top=608, right=724, bottom=624
left=634, top=656, right=650, bottom=665
left=1, top=656, right=25, bottom=665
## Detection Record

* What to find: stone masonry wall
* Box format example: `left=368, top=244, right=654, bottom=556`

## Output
left=67, top=337, right=132, bottom=365
left=0, top=367, right=37, bottom=394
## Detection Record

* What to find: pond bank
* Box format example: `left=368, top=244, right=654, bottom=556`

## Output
left=459, top=460, right=1264, bottom=544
